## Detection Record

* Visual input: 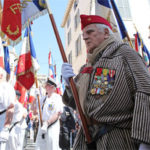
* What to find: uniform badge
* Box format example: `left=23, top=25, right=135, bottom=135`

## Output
left=48, top=104, right=54, bottom=111
left=90, top=67, right=115, bottom=96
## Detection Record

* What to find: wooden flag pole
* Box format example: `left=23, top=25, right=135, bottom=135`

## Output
left=27, top=23, right=43, bottom=127
left=35, top=76, right=43, bottom=127
left=45, top=0, right=92, bottom=143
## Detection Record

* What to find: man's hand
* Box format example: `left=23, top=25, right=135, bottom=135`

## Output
left=61, top=63, right=75, bottom=86
left=0, top=127, right=9, bottom=142
left=41, top=122, right=48, bottom=134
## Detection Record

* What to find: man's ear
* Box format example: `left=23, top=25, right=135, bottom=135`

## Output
left=104, top=28, right=109, bottom=39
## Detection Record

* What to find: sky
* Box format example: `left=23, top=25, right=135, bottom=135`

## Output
left=8, top=0, right=69, bottom=82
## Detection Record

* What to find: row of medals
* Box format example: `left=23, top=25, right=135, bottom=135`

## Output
left=90, top=69, right=115, bottom=96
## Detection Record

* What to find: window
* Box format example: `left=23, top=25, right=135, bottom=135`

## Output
left=75, top=35, right=81, bottom=56
left=68, top=51, right=72, bottom=64
left=67, top=15, right=71, bottom=28
left=74, top=9, right=80, bottom=30
left=74, top=0, right=78, bottom=11
left=115, top=0, right=132, bottom=19
left=67, top=29, right=71, bottom=45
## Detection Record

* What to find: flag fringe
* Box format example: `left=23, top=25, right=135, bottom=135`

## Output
left=22, top=9, right=47, bottom=30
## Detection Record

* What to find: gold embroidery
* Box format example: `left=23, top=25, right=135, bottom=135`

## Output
left=39, top=0, right=46, bottom=8
left=10, top=3, right=21, bottom=14
left=6, top=25, right=19, bottom=35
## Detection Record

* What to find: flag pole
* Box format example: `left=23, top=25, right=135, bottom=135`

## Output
left=27, top=23, right=43, bottom=127
left=45, top=0, right=92, bottom=143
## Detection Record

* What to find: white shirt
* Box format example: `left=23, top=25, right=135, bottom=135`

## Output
left=0, top=81, right=16, bottom=111
left=42, top=93, right=63, bottom=121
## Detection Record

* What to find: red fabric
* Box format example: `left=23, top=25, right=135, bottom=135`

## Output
left=81, top=67, right=93, bottom=74
left=17, top=52, right=34, bottom=90
left=1, top=0, right=21, bottom=40
left=14, top=81, right=27, bottom=104
left=80, top=15, right=112, bottom=30
left=134, top=34, right=139, bottom=52
left=28, top=95, right=35, bottom=103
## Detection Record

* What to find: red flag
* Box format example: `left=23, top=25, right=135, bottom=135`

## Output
left=1, top=0, right=21, bottom=40
left=134, top=33, right=139, bottom=52
left=17, top=26, right=39, bottom=90
left=14, top=81, right=27, bottom=104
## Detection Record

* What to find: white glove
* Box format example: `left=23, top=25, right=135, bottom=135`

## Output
left=139, top=143, right=150, bottom=150
left=0, top=127, right=9, bottom=142
left=35, top=88, right=40, bottom=96
left=41, top=122, right=48, bottom=134
left=61, top=63, right=75, bottom=86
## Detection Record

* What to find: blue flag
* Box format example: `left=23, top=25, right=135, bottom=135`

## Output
left=110, top=0, right=127, bottom=39
left=4, top=46, right=10, bottom=74
left=97, top=0, right=111, bottom=8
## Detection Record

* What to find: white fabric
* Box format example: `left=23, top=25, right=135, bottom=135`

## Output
left=36, top=93, right=63, bottom=150
left=6, top=104, right=27, bottom=150
left=0, top=82, right=15, bottom=111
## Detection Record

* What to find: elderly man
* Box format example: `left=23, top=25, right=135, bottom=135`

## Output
left=0, top=67, right=16, bottom=150
left=36, top=77, right=63, bottom=150
left=61, top=15, right=150, bottom=150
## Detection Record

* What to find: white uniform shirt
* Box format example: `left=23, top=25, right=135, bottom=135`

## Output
left=42, top=93, right=63, bottom=121
left=0, top=81, right=16, bottom=111
left=0, top=82, right=15, bottom=130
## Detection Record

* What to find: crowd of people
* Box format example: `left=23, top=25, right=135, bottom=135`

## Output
left=0, top=13, right=150, bottom=150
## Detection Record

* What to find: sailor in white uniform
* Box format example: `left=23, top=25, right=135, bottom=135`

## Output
left=6, top=91, right=27, bottom=150
left=36, top=77, right=63, bottom=150
left=0, top=67, right=16, bottom=150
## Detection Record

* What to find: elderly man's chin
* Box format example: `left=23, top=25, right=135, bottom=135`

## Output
left=87, top=46, right=96, bottom=54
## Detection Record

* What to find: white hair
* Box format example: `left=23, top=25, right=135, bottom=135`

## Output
left=0, top=67, right=6, bottom=80
left=95, top=24, right=113, bottom=35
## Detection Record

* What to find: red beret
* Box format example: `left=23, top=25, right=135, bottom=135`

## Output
left=80, top=14, right=112, bottom=30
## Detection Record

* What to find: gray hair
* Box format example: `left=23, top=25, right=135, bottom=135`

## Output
left=95, top=24, right=113, bottom=35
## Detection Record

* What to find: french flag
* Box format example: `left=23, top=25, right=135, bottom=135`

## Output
left=17, top=25, right=39, bottom=90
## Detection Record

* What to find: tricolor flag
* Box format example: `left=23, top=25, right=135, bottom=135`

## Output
left=136, top=32, right=150, bottom=67
left=17, top=25, right=39, bottom=90
left=0, top=37, right=4, bottom=68
left=96, top=0, right=120, bottom=37
left=21, top=0, right=47, bottom=29
left=97, top=0, right=127, bottom=39
left=1, top=0, right=22, bottom=40
left=48, top=51, right=56, bottom=79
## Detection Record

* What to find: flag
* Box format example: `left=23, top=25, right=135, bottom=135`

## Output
left=96, top=0, right=120, bottom=37
left=1, top=0, right=22, bottom=40
left=0, top=37, right=4, bottom=68
left=109, top=0, right=127, bottom=39
left=17, top=25, right=39, bottom=90
left=134, top=33, right=139, bottom=52
left=3, top=45, right=10, bottom=74
left=21, top=0, right=47, bottom=29
left=28, top=88, right=36, bottom=103
left=14, top=81, right=27, bottom=104
left=48, top=51, right=56, bottom=79
left=136, top=32, right=150, bottom=67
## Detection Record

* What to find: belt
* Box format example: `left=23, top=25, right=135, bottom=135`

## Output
left=47, top=119, right=58, bottom=129
left=9, top=121, right=20, bottom=132
left=0, top=109, right=6, bottom=115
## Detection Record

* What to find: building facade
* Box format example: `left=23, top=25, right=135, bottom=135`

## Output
left=61, top=0, right=150, bottom=74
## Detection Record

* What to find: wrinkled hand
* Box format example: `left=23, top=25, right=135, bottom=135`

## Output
left=35, top=88, right=40, bottom=96
left=61, top=63, right=75, bottom=86
left=0, top=127, right=9, bottom=142
left=41, top=122, right=48, bottom=134
left=139, top=143, right=150, bottom=150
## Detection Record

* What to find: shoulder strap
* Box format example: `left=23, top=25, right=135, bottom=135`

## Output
left=42, top=97, right=47, bottom=111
